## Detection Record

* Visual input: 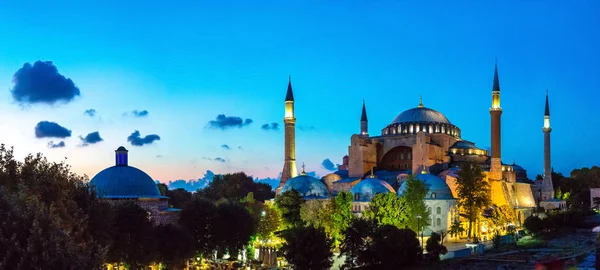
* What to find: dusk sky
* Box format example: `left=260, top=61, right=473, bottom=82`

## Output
left=0, top=1, right=598, bottom=189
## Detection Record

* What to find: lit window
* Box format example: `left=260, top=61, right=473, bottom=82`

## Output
left=431, top=192, right=437, bottom=199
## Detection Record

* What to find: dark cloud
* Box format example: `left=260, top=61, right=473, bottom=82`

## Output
left=131, top=110, right=148, bottom=117
left=202, top=157, right=226, bottom=163
left=298, top=125, right=316, bottom=132
left=34, top=121, right=72, bottom=138
left=156, top=155, right=163, bottom=158
left=11, top=61, right=80, bottom=105
left=221, top=144, right=230, bottom=150
left=167, top=170, right=215, bottom=192
left=84, top=109, right=96, bottom=117
left=261, top=122, right=279, bottom=131
left=321, top=158, right=337, bottom=171
left=207, top=114, right=253, bottom=129
left=238, top=146, right=243, bottom=150
left=127, top=130, right=161, bottom=146
left=79, top=131, right=103, bottom=146
left=47, top=141, right=65, bottom=148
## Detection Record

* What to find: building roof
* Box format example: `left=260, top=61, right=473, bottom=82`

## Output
left=350, top=177, right=396, bottom=202
left=333, top=169, right=349, bottom=179
left=398, top=173, right=455, bottom=200
left=280, top=174, right=329, bottom=198
left=450, top=140, right=482, bottom=150
left=90, top=165, right=164, bottom=199
left=391, top=106, right=452, bottom=125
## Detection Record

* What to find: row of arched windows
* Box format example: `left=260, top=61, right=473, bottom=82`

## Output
left=382, top=123, right=461, bottom=138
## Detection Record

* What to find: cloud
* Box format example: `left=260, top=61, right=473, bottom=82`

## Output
left=131, top=110, right=149, bottom=117
left=221, top=144, right=230, bottom=150
left=253, top=176, right=280, bottom=190
left=34, top=121, right=72, bottom=138
left=321, top=158, right=337, bottom=171
left=156, top=155, right=163, bottom=158
left=127, top=130, right=161, bottom=146
left=261, top=122, right=279, bottom=131
left=203, top=157, right=226, bottom=163
left=47, top=141, right=65, bottom=148
left=298, top=125, right=316, bottom=132
left=238, top=146, right=243, bottom=150
left=84, top=109, right=96, bottom=117
left=207, top=114, right=253, bottom=129
left=79, top=131, right=103, bottom=146
left=11, top=61, right=80, bottom=105
left=167, top=170, right=216, bottom=192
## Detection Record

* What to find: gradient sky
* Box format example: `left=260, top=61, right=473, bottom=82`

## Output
left=0, top=1, right=598, bottom=187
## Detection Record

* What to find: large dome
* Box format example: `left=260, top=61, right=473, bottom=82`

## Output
left=90, top=146, right=163, bottom=199
left=350, top=177, right=396, bottom=202
left=397, top=173, right=454, bottom=200
left=280, top=174, right=329, bottom=198
left=90, top=166, right=163, bottom=199
left=391, top=107, right=451, bottom=125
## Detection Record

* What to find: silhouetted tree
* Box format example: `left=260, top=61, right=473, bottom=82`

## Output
left=107, top=201, right=156, bottom=270
left=154, top=224, right=195, bottom=269
left=365, top=225, right=421, bottom=268
left=179, top=197, right=218, bottom=257
left=455, top=162, right=491, bottom=239
left=279, top=226, right=333, bottom=270
left=197, top=172, right=274, bottom=202
left=214, top=200, right=256, bottom=259
left=425, top=232, right=447, bottom=261
left=523, top=215, right=544, bottom=236
left=339, top=218, right=377, bottom=269
left=167, top=188, right=193, bottom=209
left=157, top=183, right=168, bottom=196
left=275, top=190, right=305, bottom=228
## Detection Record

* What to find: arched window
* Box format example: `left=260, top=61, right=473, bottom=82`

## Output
left=436, top=218, right=441, bottom=226
left=436, top=207, right=441, bottom=214
left=354, top=193, right=360, bottom=201
left=431, top=192, right=437, bottom=199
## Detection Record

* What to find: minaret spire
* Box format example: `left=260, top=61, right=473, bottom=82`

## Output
left=492, top=62, right=500, bottom=92
left=278, top=76, right=298, bottom=193
left=544, top=90, right=550, bottom=116
left=360, top=99, right=369, bottom=136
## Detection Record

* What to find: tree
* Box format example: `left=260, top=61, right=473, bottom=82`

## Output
left=455, top=162, right=491, bottom=239
left=275, top=190, right=305, bottom=228
left=213, top=200, right=256, bottom=259
left=330, top=192, right=354, bottom=245
left=157, top=183, right=168, bottom=196
left=425, top=232, right=448, bottom=261
left=364, top=225, right=421, bottom=268
left=489, top=205, right=516, bottom=233
left=197, top=172, right=274, bottom=202
left=448, top=220, right=464, bottom=242
left=179, top=197, right=218, bottom=256
left=400, top=175, right=431, bottom=233
left=256, top=201, right=282, bottom=240
left=279, top=226, right=333, bottom=270
left=301, top=199, right=332, bottom=230
left=523, top=215, right=544, bottom=236
left=0, top=145, right=104, bottom=269
left=167, top=188, right=193, bottom=209
left=154, top=224, right=195, bottom=269
left=363, top=192, right=408, bottom=228
left=339, top=218, right=377, bottom=269
left=107, top=201, right=156, bottom=270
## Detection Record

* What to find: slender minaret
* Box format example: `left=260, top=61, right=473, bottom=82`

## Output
left=489, top=62, right=508, bottom=206
left=279, top=76, right=298, bottom=191
left=541, top=91, right=554, bottom=200
left=489, top=62, right=503, bottom=181
left=360, top=100, right=368, bottom=136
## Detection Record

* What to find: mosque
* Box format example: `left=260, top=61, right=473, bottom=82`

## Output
left=277, top=64, right=559, bottom=239
left=89, top=146, right=180, bottom=225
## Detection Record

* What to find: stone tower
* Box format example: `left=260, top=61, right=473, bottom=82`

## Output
left=541, top=91, right=554, bottom=200
left=279, top=76, right=298, bottom=191
left=489, top=63, right=508, bottom=206
left=360, top=100, right=368, bottom=136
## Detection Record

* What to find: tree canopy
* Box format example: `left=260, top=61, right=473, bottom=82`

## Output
left=400, top=175, right=431, bottom=233
left=363, top=192, right=407, bottom=228
left=196, top=172, right=274, bottom=202
left=455, top=162, right=491, bottom=238
left=275, top=190, right=305, bottom=228
left=279, top=226, right=333, bottom=270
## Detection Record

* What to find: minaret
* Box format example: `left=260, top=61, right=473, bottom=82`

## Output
left=489, top=62, right=503, bottom=181
left=360, top=100, right=368, bottom=136
left=541, top=91, right=554, bottom=200
left=279, top=76, right=298, bottom=191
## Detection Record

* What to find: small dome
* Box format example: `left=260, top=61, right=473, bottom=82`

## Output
left=90, top=166, right=162, bottom=199
left=350, top=177, right=396, bottom=202
left=281, top=174, right=329, bottom=198
left=398, top=173, right=454, bottom=200
left=391, top=107, right=451, bottom=125
left=450, top=140, right=480, bottom=150
left=512, top=163, right=526, bottom=171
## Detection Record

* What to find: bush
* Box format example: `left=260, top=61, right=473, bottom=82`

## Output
left=523, top=216, right=544, bottom=235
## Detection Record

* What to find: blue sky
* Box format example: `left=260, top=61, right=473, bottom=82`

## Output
left=0, top=1, right=598, bottom=189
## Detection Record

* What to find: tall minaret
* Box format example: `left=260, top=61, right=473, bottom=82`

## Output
left=360, top=100, right=368, bottom=136
left=279, top=76, right=298, bottom=191
left=541, top=91, right=554, bottom=200
left=489, top=62, right=503, bottom=181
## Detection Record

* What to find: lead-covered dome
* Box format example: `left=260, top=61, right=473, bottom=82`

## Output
left=281, top=173, right=329, bottom=198
left=398, top=172, right=454, bottom=200
left=391, top=107, right=451, bottom=125
left=350, top=177, right=396, bottom=202
left=90, top=146, right=164, bottom=199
